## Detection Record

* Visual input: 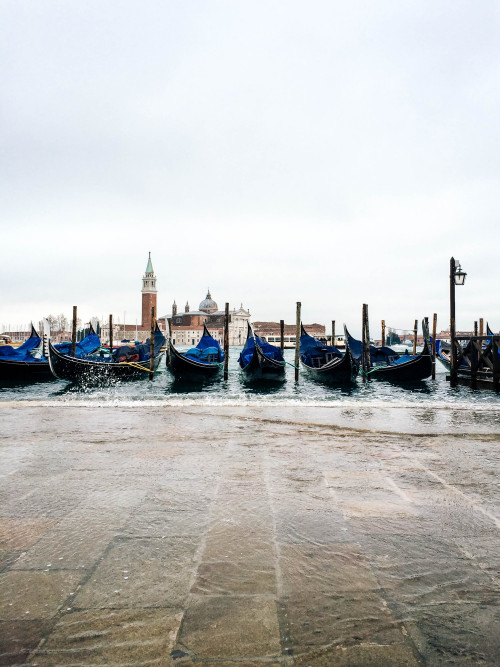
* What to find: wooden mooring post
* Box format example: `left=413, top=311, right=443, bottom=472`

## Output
left=167, top=318, right=172, bottom=367
left=362, top=304, right=371, bottom=379
left=432, top=313, right=437, bottom=380
left=295, top=302, right=301, bottom=382
left=109, top=314, right=113, bottom=352
left=149, top=306, right=155, bottom=381
left=224, top=303, right=229, bottom=380
left=450, top=333, right=500, bottom=391
left=71, top=306, right=77, bottom=357
left=412, top=319, right=418, bottom=356
left=331, top=320, right=336, bottom=347
left=280, top=319, right=285, bottom=353
left=381, top=320, right=385, bottom=347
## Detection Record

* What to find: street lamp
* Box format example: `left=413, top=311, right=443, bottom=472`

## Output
left=450, top=257, right=467, bottom=386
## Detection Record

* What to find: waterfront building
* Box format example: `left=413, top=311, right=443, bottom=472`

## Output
left=252, top=322, right=327, bottom=348
left=158, top=292, right=251, bottom=346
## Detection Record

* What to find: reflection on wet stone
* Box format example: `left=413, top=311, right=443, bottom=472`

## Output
left=0, top=405, right=499, bottom=664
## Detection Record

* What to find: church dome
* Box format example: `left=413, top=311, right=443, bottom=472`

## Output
left=199, top=290, right=218, bottom=313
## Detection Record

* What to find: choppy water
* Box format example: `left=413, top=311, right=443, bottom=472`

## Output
left=1, top=348, right=500, bottom=664
left=2, top=347, right=500, bottom=412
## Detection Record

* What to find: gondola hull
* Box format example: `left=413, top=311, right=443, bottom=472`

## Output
left=167, top=343, right=221, bottom=380
left=300, top=346, right=359, bottom=384
left=345, top=323, right=432, bottom=382
left=367, top=350, right=433, bottom=382
left=240, top=345, right=286, bottom=382
left=0, top=358, right=53, bottom=381
left=49, top=343, right=164, bottom=383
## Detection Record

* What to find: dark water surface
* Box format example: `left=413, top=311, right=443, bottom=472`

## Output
left=1, top=350, right=499, bottom=664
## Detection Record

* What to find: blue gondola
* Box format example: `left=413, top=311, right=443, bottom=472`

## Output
left=239, top=323, right=285, bottom=382
left=299, top=324, right=358, bottom=383
left=346, top=319, right=432, bottom=381
left=0, top=325, right=100, bottom=381
left=167, top=323, right=224, bottom=380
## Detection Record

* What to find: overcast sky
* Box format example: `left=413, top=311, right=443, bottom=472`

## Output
left=1, top=1, right=499, bottom=336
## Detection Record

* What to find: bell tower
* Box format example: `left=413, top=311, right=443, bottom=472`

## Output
left=141, top=252, right=157, bottom=327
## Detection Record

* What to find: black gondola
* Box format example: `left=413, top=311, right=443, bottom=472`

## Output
left=0, top=325, right=100, bottom=382
left=167, top=323, right=224, bottom=380
left=435, top=339, right=451, bottom=368
left=299, top=324, right=359, bottom=383
left=346, top=320, right=432, bottom=381
left=48, top=324, right=166, bottom=383
left=238, top=322, right=286, bottom=382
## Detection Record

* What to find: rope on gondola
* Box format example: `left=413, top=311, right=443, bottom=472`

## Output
left=120, top=361, right=154, bottom=373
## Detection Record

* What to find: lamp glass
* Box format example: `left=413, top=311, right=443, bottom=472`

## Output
left=454, top=270, right=466, bottom=286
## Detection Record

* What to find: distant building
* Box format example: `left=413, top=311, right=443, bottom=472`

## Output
left=253, top=322, right=327, bottom=348
left=158, top=291, right=250, bottom=346
left=101, top=253, right=165, bottom=343
left=141, top=252, right=157, bottom=327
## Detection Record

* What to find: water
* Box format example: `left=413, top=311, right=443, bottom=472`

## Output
left=2, top=347, right=500, bottom=411
left=1, top=348, right=500, bottom=664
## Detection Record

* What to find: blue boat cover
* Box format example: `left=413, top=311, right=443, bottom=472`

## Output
left=299, top=330, right=342, bottom=367
left=0, top=331, right=42, bottom=361
left=0, top=329, right=100, bottom=363
left=182, top=332, right=225, bottom=365
left=346, top=333, right=400, bottom=366
left=239, top=335, right=284, bottom=368
left=56, top=332, right=101, bottom=359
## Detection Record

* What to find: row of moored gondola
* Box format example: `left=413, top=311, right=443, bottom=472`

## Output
left=0, top=319, right=436, bottom=384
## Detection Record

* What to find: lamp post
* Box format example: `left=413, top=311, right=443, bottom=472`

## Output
left=449, top=257, right=467, bottom=386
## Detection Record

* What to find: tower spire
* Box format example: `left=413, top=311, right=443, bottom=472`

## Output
left=146, top=251, right=154, bottom=275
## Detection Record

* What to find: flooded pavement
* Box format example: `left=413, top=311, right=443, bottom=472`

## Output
left=0, top=404, right=499, bottom=665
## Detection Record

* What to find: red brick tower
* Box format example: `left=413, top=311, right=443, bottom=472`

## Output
left=141, top=252, right=157, bottom=327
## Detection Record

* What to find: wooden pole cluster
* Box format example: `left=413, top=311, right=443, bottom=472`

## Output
left=223, top=303, right=229, bottom=380
left=432, top=313, right=437, bottom=380
left=295, top=302, right=301, bottom=382
left=280, top=319, right=285, bottom=353
left=71, top=306, right=77, bottom=357
left=149, top=306, right=155, bottom=381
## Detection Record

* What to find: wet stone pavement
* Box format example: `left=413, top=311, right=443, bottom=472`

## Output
left=0, top=405, right=499, bottom=665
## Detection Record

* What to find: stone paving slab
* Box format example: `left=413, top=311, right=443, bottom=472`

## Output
left=0, top=620, right=51, bottom=666
left=280, top=543, right=381, bottom=596
left=72, top=537, right=198, bottom=610
left=279, top=591, right=405, bottom=653
left=0, top=571, right=82, bottom=621
left=28, top=609, right=183, bottom=666
left=119, top=507, right=210, bottom=538
left=191, top=561, right=276, bottom=596
left=274, top=508, right=350, bottom=545
left=11, top=526, right=116, bottom=572
left=291, top=642, right=421, bottom=665
left=401, top=602, right=500, bottom=665
left=176, top=595, right=281, bottom=661
left=0, top=518, right=57, bottom=551
left=0, top=550, right=20, bottom=573
left=203, top=524, right=276, bottom=565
